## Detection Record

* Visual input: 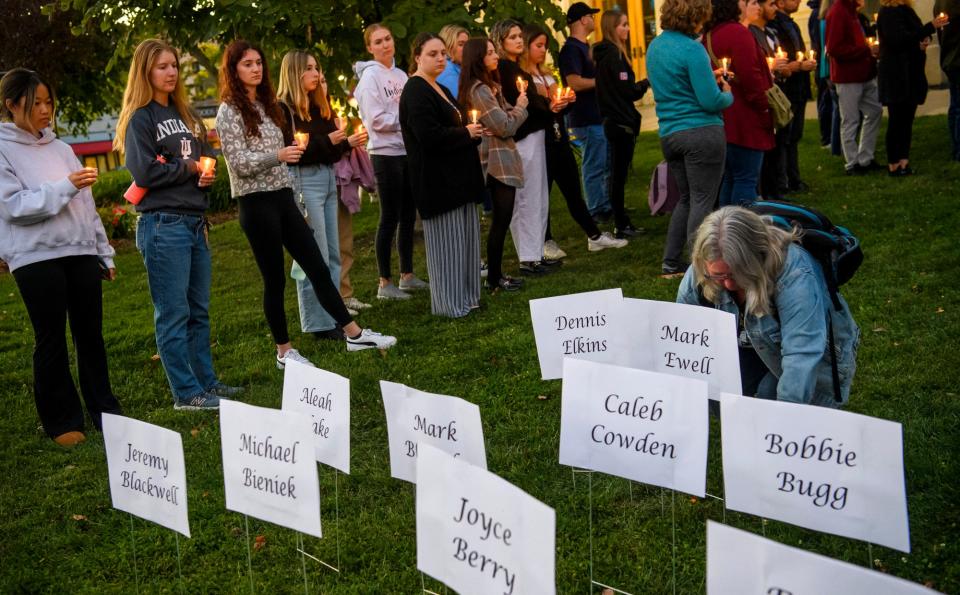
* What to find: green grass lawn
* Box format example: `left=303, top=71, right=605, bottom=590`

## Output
left=1, top=116, right=958, bottom=593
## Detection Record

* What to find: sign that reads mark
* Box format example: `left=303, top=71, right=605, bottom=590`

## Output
left=281, top=359, right=350, bottom=473
left=528, top=288, right=627, bottom=379
left=720, top=394, right=909, bottom=552
left=103, top=413, right=190, bottom=537
left=416, top=444, right=556, bottom=595
left=706, top=521, right=939, bottom=594
left=380, top=380, right=486, bottom=484
left=559, top=358, right=709, bottom=496
left=219, top=400, right=321, bottom=537
left=617, top=298, right=741, bottom=400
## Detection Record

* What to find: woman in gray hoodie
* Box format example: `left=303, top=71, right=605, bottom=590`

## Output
left=0, top=69, right=121, bottom=447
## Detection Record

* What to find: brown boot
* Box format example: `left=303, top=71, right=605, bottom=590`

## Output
left=53, top=431, right=86, bottom=447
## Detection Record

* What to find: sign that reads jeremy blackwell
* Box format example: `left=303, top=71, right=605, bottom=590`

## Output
left=416, top=444, right=556, bottom=595
left=529, top=288, right=626, bottom=379
left=618, top=298, right=741, bottom=400
left=559, top=359, right=709, bottom=496
left=281, top=359, right=350, bottom=473
left=219, top=400, right=321, bottom=538
left=381, top=381, right=487, bottom=483
left=706, top=521, right=939, bottom=594
left=102, top=413, right=190, bottom=537
left=721, top=394, right=909, bottom=552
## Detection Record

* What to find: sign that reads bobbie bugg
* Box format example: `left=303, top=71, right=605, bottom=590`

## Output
left=559, top=358, right=709, bottom=496
left=102, top=413, right=191, bottom=537
left=380, top=380, right=487, bottom=484
left=720, top=394, right=910, bottom=552
left=416, top=444, right=556, bottom=595
left=618, top=298, right=741, bottom=400
left=707, top=522, right=939, bottom=594
left=528, top=288, right=627, bottom=380
left=281, top=359, right=350, bottom=474
left=219, top=400, right=321, bottom=538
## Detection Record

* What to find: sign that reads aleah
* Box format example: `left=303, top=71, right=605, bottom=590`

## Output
left=219, top=400, right=321, bottom=537
left=618, top=298, right=741, bottom=400
left=707, top=521, right=939, bottom=594
left=528, top=288, right=627, bottom=379
left=380, top=380, right=486, bottom=484
left=102, top=413, right=190, bottom=537
left=720, top=394, right=910, bottom=552
left=559, top=358, right=709, bottom=496
left=281, top=359, right=350, bottom=473
left=416, top=444, right=556, bottom=595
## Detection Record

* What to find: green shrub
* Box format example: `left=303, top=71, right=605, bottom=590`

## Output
left=97, top=204, right=136, bottom=240
left=91, top=168, right=132, bottom=207
left=207, top=155, right=234, bottom=213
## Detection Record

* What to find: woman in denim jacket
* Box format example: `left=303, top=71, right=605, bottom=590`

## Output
left=676, top=207, right=860, bottom=407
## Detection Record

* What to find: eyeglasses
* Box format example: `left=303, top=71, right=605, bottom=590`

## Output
left=704, top=272, right=735, bottom=282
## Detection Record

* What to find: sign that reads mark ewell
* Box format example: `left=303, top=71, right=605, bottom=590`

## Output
left=707, top=521, right=939, bottom=594
left=559, top=358, right=709, bottom=496
left=529, top=288, right=627, bottom=379
left=219, top=400, right=321, bottom=538
left=416, top=444, right=556, bottom=595
left=281, top=359, right=350, bottom=473
left=721, top=394, right=910, bottom=552
left=380, top=380, right=486, bottom=484
left=102, top=413, right=190, bottom=537
left=619, top=298, right=741, bottom=400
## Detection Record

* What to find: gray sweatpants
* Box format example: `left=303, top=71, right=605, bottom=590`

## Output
left=836, top=78, right=883, bottom=171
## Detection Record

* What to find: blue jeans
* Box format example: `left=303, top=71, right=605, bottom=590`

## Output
left=719, top=143, right=764, bottom=207
left=136, top=212, right=218, bottom=400
left=570, top=124, right=611, bottom=215
left=292, top=164, right=340, bottom=333
left=949, top=70, right=960, bottom=161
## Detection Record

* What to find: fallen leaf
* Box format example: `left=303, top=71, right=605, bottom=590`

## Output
left=150, top=354, right=161, bottom=361
left=689, top=497, right=698, bottom=504
left=191, top=427, right=200, bottom=438
left=872, top=327, right=886, bottom=332
left=71, top=514, right=87, bottom=521
left=202, top=490, right=210, bottom=498
left=537, top=395, right=549, bottom=401
left=254, top=535, right=267, bottom=550
left=936, top=307, right=945, bottom=314
left=65, top=464, right=76, bottom=470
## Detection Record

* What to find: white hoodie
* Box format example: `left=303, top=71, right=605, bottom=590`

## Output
left=0, top=122, right=114, bottom=272
left=353, top=60, right=408, bottom=156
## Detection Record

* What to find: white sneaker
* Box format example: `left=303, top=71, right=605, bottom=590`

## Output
left=346, top=328, right=398, bottom=352
left=480, top=261, right=488, bottom=278
left=276, top=348, right=314, bottom=370
left=343, top=297, right=372, bottom=310
left=588, top=231, right=629, bottom=252
left=346, top=307, right=359, bottom=317
left=543, top=240, right=567, bottom=260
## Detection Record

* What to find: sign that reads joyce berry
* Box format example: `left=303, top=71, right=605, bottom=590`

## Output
left=416, top=444, right=556, bottom=595
left=559, top=358, right=709, bottom=496
left=102, top=413, right=190, bottom=537
left=720, top=394, right=909, bottom=552
left=281, top=359, right=350, bottom=473
left=528, top=288, right=628, bottom=379
left=380, top=380, right=487, bottom=484
left=618, top=298, right=741, bottom=400
left=219, top=400, right=321, bottom=537
left=707, top=521, right=939, bottom=594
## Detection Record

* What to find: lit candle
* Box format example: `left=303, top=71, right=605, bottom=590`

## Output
left=555, top=84, right=564, bottom=101
left=565, top=86, right=574, bottom=99
left=337, top=111, right=347, bottom=130
left=796, top=51, right=804, bottom=62
left=720, top=57, right=729, bottom=75
left=199, top=156, right=216, bottom=175
left=867, top=36, right=877, bottom=47
left=939, top=11, right=947, bottom=19
left=767, top=57, right=775, bottom=71
left=516, top=76, right=527, bottom=93
left=355, top=122, right=365, bottom=136
left=469, top=109, right=479, bottom=125
left=808, top=49, right=817, bottom=61
left=873, top=12, right=878, bottom=22
left=293, top=132, right=309, bottom=150
left=775, top=47, right=786, bottom=60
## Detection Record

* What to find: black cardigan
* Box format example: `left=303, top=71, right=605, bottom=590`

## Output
left=877, top=4, right=935, bottom=105
left=498, top=59, right=554, bottom=142
left=398, top=76, right=484, bottom=220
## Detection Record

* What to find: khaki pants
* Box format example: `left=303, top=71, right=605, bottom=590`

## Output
left=337, top=199, right=354, bottom=299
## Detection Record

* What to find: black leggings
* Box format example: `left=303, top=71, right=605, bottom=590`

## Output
left=371, top=154, right=415, bottom=279
left=603, top=120, right=637, bottom=229
left=238, top=189, right=352, bottom=345
left=486, top=176, right=516, bottom=284
left=545, top=139, right=601, bottom=241
left=886, top=102, right=918, bottom=164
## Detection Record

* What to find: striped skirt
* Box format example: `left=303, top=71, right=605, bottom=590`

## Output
left=422, top=203, right=481, bottom=318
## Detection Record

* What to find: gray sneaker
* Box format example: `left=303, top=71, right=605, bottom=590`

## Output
left=377, top=283, right=412, bottom=300
left=343, top=297, right=372, bottom=310
left=276, top=348, right=314, bottom=370
left=398, top=275, right=429, bottom=291
left=174, top=392, right=221, bottom=410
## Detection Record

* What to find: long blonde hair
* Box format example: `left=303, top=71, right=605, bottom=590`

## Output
left=114, top=39, right=203, bottom=152
left=600, top=10, right=630, bottom=62
left=277, top=50, right=332, bottom=121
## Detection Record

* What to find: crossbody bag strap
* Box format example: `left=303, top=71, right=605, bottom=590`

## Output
left=705, top=31, right=720, bottom=69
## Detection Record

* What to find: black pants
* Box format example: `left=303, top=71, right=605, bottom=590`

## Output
left=544, top=139, right=601, bottom=241
left=486, top=176, right=516, bottom=285
left=13, top=255, right=121, bottom=437
left=602, top=120, right=637, bottom=229
left=886, top=102, right=918, bottom=164
left=238, top=189, right=352, bottom=345
left=781, top=99, right=806, bottom=188
left=371, top=154, right=415, bottom=279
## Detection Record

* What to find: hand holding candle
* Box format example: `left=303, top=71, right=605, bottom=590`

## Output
left=469, top=109, right=479, bottom=125
left=293, top=132, right=309, bottom=151
left=808, top=49, right=817, bottom=61
left=516, top=76, right=528, bottom=94
left=199, top=156, right=216, bottom=175
left=767, top=56, right=775, bottom=72
left=720, top=57, right=730, bottom=75
left=936, top=12, right=949, bottom=29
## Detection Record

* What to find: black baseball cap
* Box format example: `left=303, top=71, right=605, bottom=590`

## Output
left=566, top=1, right=601, bottom=24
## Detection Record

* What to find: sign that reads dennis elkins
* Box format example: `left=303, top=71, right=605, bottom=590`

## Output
left=619, top=298, right=741, bottom=400
left=706, top=521, right=939, bottom=594
left=416, top=444, right=556, bottom=595
left=721, top=394, right=909, bottom=552
left=559, top=358, right=709, bottom=496
left=102, top=413, right=190, bottom=537
left=281, top=359, right=350, bottom=474
left=529, top=288, right=628, bottom=379
left=381, top=380, right=487, bottom=484
left=220, top=400, right=321, bottom=537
